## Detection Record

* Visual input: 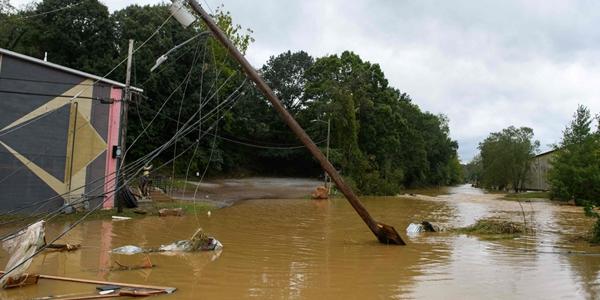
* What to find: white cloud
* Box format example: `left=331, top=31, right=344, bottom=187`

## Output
left=9, top=0, right=600, bottom=161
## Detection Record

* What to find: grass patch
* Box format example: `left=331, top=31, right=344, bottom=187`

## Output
left=504, top=191, right=550, bottom=200
left=152, top=201, right=214, bottom=214
left=454, top=218, right=526, bottom=239
left=149, top=177, right=198, bottom=193
left=165, top=179, right=195, bottom=191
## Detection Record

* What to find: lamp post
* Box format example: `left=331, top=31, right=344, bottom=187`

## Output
left=311, top=118, right=330, bottom=192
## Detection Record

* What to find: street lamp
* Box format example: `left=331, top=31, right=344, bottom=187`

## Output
left=150, top=31, right=210, bottom=72
left=311, top=118, right=331, bottom=192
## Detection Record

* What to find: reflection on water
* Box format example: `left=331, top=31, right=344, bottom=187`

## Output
left=1, top=184, right=599, bottom=299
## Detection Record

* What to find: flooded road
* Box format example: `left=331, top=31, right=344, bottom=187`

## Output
left=2, top=184, right=600, bottom=299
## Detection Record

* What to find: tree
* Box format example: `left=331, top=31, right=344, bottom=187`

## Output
left=3, top=0, right=118, bottom=75
left=463, top=155, right=483, bottom=186
left=261, top=50, right=314, bottom=114
left=0, top=0, right=14, bottom=15
left=111, top=4, right=253, bottom=175
left=548, top=105, right=600, bottom=203
left=0, top=1, right=462, bottom=193
left=302, top=51, right=460, bottom=193
left=478, top=126, right=539, bottom=192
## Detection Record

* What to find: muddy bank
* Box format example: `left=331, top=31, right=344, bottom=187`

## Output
left=169, top=177, right=323, bottom=207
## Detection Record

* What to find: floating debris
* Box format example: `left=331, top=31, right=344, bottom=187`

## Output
left=111, top=228, right=222, bottom=255
left=111, top=245, right=144, bottom=255
left=1, top=220, right=45, bottom=288
left=406, top=221, right=443, bottom=235
left=158, top=207, right=184, bottom=217
left=45, top=243, right=81, bottom=252
left=112, top=256, right=155, bottom=271
left=159, top=228, right=222, bottom=251
left=311, top=186, right=329, bottom=200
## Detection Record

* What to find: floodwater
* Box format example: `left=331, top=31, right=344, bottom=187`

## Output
left=2, top=184, right=600, bottom=299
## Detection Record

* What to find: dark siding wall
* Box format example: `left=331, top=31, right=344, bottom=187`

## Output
left=85, top=83, right=112, bottom=207
left=0, top=154, right=63, bottom=213
left=0, top=54, right=113, bottom=213
left=0, top=56, right=83, bottom=129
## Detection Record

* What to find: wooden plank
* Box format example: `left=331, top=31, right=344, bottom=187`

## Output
left=1, top=271, right=175, bottom=292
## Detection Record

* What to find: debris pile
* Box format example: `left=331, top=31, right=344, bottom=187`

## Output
left=311, top=186, right=329, bottom=199
left=459, top=219, right=525, bottom=235
left=112, top=228, right=222, bottom=255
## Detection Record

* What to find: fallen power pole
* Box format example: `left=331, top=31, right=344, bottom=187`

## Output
left=186, top=0, right=405, bottom=245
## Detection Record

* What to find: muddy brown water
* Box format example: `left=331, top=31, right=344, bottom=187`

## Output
left=2, top=185, right=600, bottom=299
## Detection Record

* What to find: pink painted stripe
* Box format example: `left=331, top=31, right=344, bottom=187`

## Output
left=103, top=87, right=122, bottom=209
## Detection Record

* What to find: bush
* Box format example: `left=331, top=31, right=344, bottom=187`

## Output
left=584, top=202, right=600, bottom=243
left=458, top=218, right=526, bottom=235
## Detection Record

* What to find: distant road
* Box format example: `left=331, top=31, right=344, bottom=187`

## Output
left=171, top=177, right=322, bottom=207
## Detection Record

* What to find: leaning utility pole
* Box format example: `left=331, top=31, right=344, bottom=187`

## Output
left=116, top=39, right=134, bottom=213
left=186, top=0, right=405, bottom=245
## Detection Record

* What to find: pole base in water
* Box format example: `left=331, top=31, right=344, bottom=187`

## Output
left=376, top=223, right=406, bottom=245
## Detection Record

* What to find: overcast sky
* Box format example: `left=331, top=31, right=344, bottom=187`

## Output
left=12, top=0, right=600, bottom=162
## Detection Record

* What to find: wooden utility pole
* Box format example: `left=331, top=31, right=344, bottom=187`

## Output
left=116, top=39, right=134, bottom=213
left=186, top=0, right=405, bottom=245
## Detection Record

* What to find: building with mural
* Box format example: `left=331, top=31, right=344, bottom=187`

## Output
left=0, top=48, right=141, bottom=213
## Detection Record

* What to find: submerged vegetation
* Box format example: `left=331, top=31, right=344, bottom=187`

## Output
left=583, top=205, right=600, bottom=244
left=455, top=218, right=527, bottom=238
left=0, top=0, right=461, bottom=195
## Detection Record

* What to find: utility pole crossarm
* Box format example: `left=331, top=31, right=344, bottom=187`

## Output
left=186, top=0, right=405, bottom=245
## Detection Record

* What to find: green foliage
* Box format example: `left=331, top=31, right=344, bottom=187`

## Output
left=583, top=202, right=600, bottom=243
left=463, top=155, right=483, bottom=185
left=546, top=105, right=600, bottom=244
left=262, top=50, right=313, bottom=114
left=2, top=0, right=117, bottom=74
left=457, top=218, right=525, bottom=235
left=1, top=2, right=461, bottom=194
left=548, top=105, right=600, bottom=203
left=302, top=51, right=459, bottom=193
left=478, top=126, right=539, bottom=192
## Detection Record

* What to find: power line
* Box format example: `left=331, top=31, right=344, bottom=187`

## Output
left=6, top=2, right=83, bottom=21
left=0, top=94, right=246, bottom=280
left=0, top=12, right=172, bottom=145
left=0, top=75, right=245, bottom=279
left=0, top=12, right=177, bottom=214
left=215, top=132, right=327, bottom=150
